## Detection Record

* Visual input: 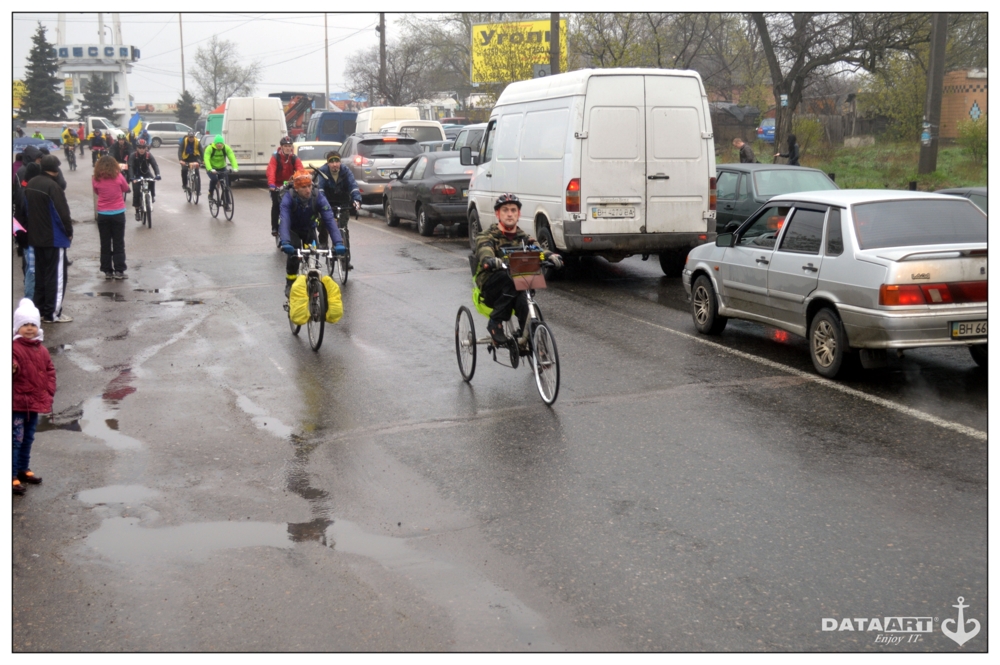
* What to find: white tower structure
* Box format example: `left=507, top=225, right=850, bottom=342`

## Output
left=55, top=13, right=138, bottom=127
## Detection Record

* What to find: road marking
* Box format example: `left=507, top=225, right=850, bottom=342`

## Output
left=619, top=312, right=988, bottom=442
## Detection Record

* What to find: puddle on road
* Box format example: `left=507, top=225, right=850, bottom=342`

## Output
left=76, top=484, right=160, bottom=505
left=36, top=413, right=82, bottom=433
left=153, top=299, right=204, bottom=306
left=81, top=396, right=142, bottom=450
left=328, top=518, right=561, bottom=650
left=84, top=291, right=127, bottom=302
left=287, top=517, right=332, bottom=544
left=133, top=289, right=160, bottom=293
left=235, top=394, right=295, bottom=439
left=87, top=517, right=293, bottom=564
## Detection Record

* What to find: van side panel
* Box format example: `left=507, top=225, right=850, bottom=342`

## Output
left=580, top=76, right=646, bottom=235
left=517, top=105, right=570, bottom=226
left=253, top=98, right=284, bottom=168
left=224, top=99, right=256, bottom=165
left=492, top=112, right=523, bottom=201
left=644, top=75, right=710, bottom=233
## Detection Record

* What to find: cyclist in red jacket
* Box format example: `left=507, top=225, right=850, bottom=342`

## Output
left=266, top=136, right=303, bottom=238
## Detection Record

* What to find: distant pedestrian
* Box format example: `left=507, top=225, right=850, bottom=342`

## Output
left=733, top=138, right=758, bottom=164
left=16, top=125, right=25, bottom=137
left=25, top=155, right=75, bottom=323
left=12, top=297, right=56, bottom=496
left=93, top=155, right=131, bottom=280
left=774, top=134, right=800, bottom=166
left=77, top=123, right=86, bottom=155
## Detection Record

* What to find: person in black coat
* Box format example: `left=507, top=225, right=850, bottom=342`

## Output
left=733, top=138, right=758, bottom=164
left=775, top=134, right=800, bottom=166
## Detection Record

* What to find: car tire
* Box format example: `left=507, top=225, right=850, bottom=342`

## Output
left=417, top=206, right=434, bottom=236
left=384, top=200, right=400, bottom=227
left=969, top=343, right=987, bottom=368
left=658, top=250, right=687, bottom=278
left=468, top=208, right=482, bottom=252
left=691, top=275, right=728, bottom=335
left=536, top=225, right=559, bottom=281
left=809, top=308, right=858, bottom=379
left=151, top=137, right=161, bottom=148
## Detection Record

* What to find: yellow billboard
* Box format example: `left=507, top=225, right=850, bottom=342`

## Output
left=471, top=19, right=568, bottom=84
left=14, top=80, right=26, bottom=109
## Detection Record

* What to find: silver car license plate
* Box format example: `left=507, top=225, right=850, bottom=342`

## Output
left=592, top=206, right=635, bottom=219
left=952, top=320, right=987, bottom=338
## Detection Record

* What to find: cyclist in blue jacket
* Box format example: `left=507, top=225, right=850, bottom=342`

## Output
left=279, top=170, right=345, bottom=297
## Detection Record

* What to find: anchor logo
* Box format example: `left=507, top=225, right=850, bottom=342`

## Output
left=941, top=597, right=980, bottom=647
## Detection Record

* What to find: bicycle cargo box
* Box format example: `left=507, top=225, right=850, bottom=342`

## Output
left=507, top=251, right=546, bottom=291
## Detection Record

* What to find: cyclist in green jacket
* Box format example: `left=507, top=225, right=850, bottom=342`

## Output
left=203, top=134, right=239, bottom=203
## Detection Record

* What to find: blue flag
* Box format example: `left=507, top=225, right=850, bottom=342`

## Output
left=128, top=113, right=143, bottom=134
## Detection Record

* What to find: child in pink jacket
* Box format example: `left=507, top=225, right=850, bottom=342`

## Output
left=92, top=154, right=131, bottom=279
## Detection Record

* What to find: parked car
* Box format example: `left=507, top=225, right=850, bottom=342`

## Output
left=756, top=117, right=775, bottom=143
left=936, top=186, right=987, bottom=213
left=683, top=190, right=987, bottom=377
left=383, top=152, right=474, bottom=236
left=715, top=164, right=838, bottom=232
left=293, top=141, right=342, bottom=170
left=452, top=122, right=487, bottom=154
left=338, top=132, right=424, bottom=205
left=144, top=121, right=195, bottom=148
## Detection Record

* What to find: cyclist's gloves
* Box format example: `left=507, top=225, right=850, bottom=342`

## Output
left=155, top=175, right=161, bottom=180
left=482, top=257, right=502, bottom=271
left=548, top=254, right=564, bottom=270
left=334, top=243, right=346, bottom=256
left=281, top=243, right=296, bottom=255
left=353, top=201, right=361, bottom=210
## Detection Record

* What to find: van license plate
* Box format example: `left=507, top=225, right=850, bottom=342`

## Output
left=592, top=207, right=635, bottom=219
left=952, top=320, right=987, bottom=338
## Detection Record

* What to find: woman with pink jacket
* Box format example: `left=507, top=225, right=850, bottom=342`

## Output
left=92, top=155, right=131, bottom=279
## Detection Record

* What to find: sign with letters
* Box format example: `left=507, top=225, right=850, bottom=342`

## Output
left=471, top=19, right=567, bottom=84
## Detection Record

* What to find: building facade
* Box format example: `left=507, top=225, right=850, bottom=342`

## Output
left=940, top=69, right=987, bottom=139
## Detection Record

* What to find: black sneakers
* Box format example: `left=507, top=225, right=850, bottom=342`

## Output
left=487, top=319, right=507, bottom=346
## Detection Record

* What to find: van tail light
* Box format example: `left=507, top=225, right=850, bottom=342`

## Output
left=566, top=178, right=581, bottom=213
left=879, top=281, right=987, bottom=306
left=709, top=177, right=717, bottom=211
left=432, top=183, right=457, bottom=196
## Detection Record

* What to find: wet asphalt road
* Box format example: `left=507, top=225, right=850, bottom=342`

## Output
left=11, top=147, right=987, bottom=652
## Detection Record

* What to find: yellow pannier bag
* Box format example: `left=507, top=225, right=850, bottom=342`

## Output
left=472, top=285, right=493, bottom=317
left=321, top=275, right=343, bottom=324
left=288, top=275, right=310, bottom=325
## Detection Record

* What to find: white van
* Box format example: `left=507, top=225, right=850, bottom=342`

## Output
left=378, top=119, right=446, bottom=143
left=354, top=106, right=420, bottom=134
left=461, top=68, right=717, bottom=276
left=222, top=97, right=288, bottom=176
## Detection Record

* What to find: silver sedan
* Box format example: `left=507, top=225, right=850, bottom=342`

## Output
left=682, top=190, right=987, bottom=378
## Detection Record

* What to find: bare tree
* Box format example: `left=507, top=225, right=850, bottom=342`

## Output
left=345, top=36, right=435, bottom=106
left=191, top=36, right=261, bottom=108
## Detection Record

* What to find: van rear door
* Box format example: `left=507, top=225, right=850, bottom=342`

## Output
left=254, top=98, right=283, bottom=165
left=644, top=75, right=710, bottom=233
left=225, top=100, right=255, bottom=164
left=580, top=76, right=646, bottom=235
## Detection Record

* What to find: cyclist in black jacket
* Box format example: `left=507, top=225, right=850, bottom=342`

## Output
left=128, top=140, right=161, bottom=219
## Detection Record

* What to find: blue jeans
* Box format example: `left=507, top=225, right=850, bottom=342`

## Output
left=12, top=411, right=39, bottom=479
left=23, top=246, right=35, bottom=300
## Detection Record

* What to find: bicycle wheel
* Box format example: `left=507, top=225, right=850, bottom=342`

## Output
left=209, top=188, right=220, bottom=218
left=455, top=306, right=476, bottom=382
left=288, top=307, right=300, bottom=335
left=223, top=186, right=234, bottom=221
left=531, top=322, right=560, bottom=405
left=192, top=170, right=200, bottom=204
left=306, top=276, right=326, bottom=351
left=144, top=191, right=152, bottom=229
left=185, top=182, right=193, bottom=202
left=333, top=253, right=348, bottom=285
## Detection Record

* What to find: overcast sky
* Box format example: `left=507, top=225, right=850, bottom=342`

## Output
left=12, top=12, right=410, bottom=104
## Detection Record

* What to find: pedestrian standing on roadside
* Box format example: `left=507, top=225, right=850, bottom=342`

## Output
left=12, top=298, right=56, bottom=496
left=774, top=134, right=800, bottom=166
left=25, top=155, right=75, bottom=323
left=92, top=155, right=131, bottom=280
left=733, top=138, right=758, bottom=164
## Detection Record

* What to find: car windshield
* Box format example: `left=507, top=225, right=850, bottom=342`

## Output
left=851, top=200, right=987, bottom=249
left=390, top=127, right=441, bottom=143
left=358, top=140, right=422, bottom=159
left=753, top=170, right=837, bottom=197
left=433, top=157, right=473, bottom=176
left=296, top=144, right=339, bottom=159
left=761, top=118, right=774, bottom=127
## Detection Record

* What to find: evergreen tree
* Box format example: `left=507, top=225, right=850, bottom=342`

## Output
left=22, top=22, right=67, bottom=120
left=79, top=74, right=117, bottom=120
left=176, top=90, right=199, bottom=128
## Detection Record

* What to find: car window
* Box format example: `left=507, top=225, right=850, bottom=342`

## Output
left=481, top=121, right=496, bottom=163
left=739, top=173, right=751, bottom=199
left=409, top=157, right=428, bottom=180
left=176, top=124, right=191, bottom=132
left=357, top=140, right=422, bottom=159
left=852, top=200, right=987, bottom=249
left=825, top=208, right=844, bottom=256
left=778, top=207, right=826, bottom=254
left=753, top=170, right=837, bottom=198
left=433, top=157, right=472, bottom=176
left=716, top=171, right=738, bottom=200
left=737, top=205, right=791, bottom=249
left=968, top=194, right=987, bottom=213
left=395, top=126, right=443, bottom=143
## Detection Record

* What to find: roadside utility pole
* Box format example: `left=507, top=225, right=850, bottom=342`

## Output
left=179, top=13, right=185, bottom=93
left=324, top=13, right=330, bottom=109
left=918, top=13, right=948, bottom=175
left=550, top=13, right=560, bottom=75
left=378, top=13, right=386, bottom=105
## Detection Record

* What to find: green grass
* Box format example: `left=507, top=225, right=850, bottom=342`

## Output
left=718, top=141, right=987, bottom=191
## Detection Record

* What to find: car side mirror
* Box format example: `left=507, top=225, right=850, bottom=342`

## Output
left=460, top=146, right=479, bottom=166
left=389, top=172, right=398, bottom=180
left=716, top=233, right=735, bottom=248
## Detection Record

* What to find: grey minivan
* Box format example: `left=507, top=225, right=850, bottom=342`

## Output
left=145, top=121, right=195, bottom=148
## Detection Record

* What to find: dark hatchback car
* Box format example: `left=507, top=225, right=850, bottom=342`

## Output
left=339, top=133, right=424, bottom=205
left=936, top=186, right=987, bottom=213
left=715, top=163, right=838, bottom=232
left=383, top=152, right=474, bottom=236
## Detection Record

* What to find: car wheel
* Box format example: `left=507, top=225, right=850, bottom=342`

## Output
left=417, top=206, right=434, bottom=236
left=536, top=225, right=559, bottom=281
left=691, top=275, right=728, bottom=335
left=151, top=137, right=161, bottom=148
left=809, top=308, right=858, bottom=379
left=384, top=200, right=400, bottom=227
left=658, top=250, right=687, bottom=278
left=468, top=208, right=482, bottom=252
left=969, top=343, right=987, bottom=368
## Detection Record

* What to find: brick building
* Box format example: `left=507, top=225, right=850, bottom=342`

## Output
left=940, top=69, right=987, bottom=139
